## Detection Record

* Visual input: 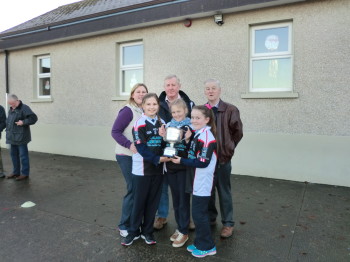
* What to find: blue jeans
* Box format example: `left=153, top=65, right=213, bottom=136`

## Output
left=116, top=155, right=134, bottom=231
left=156, top=175, right=169, bottom=218
left=193, top=195, right=215, bottom=251
left=208, top=161, right=234, bottom=227
left=0, top=145, right=4, bottom=173
left=10, top=144, right=29, bottom=176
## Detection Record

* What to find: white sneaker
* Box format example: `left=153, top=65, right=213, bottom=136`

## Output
left=170, top=229, right=179, bottom=241
left=172, top=232, right=189, bottom=248
left=119, top=229, right=128, bottom=237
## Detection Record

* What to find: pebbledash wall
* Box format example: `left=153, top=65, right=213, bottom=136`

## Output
left=0, top=0, right=349, bottom=187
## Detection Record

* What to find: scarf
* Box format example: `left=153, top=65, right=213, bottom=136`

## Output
left=168, top=117, right=191, bottom=128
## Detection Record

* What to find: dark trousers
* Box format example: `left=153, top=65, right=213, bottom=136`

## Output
left=208, top=161, right=234, bottom=227
left=167, top=170, right=190, bottom=234
left=192, top=195, right=215, bottom=251
left=10, top=144, right=30, bottom=176
left=129, top=174, right=163, bottom=235
left=115, top=155, right=134, bottom=231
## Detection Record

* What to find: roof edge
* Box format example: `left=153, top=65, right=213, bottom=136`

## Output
left=0, top=0, right=307, bottom=52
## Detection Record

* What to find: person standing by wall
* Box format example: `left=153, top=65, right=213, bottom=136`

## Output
left=154, top=74, right=195, bottom=230
left=0, top=105, right=7, bottom=178
left=111, top=83, right=148, bottom=237
left=159, top=99, right=192, bottom=248
left=6, top=94, right=38, bottom=181
left=171, top=105, right=218, bottom=258
left=204, top=79, right=243, bottom=238
left=121, top=93, right=170, bottom=246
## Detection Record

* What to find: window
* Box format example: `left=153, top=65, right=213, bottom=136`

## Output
left=119, top=42, right=143, bottom=96
left=37, top=56, right=51, bottom=98
left=248, top=22, right=294, bottom=95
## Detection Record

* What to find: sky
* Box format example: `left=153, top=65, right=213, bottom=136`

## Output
left=0, top=0, right=81, bottom=32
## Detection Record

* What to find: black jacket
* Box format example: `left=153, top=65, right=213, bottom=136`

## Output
left=158, top=90, right=195, bottom=123
left=0, top=105, right=6, bottom=139
left=6, top=101, right=38, bottom=145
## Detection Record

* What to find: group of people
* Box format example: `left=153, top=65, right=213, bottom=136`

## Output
left=0, top=94, right=38, bottom=181
left=111, top=75, right=243, bottom=258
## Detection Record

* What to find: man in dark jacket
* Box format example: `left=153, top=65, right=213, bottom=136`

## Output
left=0, top=105, right=6, bottom=178
left=6, top=94, right=38, bottom=181
left=154, top=74, right=195, bottom=230
left=204, top=79, right=243, bottom=238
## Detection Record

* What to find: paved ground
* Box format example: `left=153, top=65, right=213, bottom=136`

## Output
left=0, top=150, right=349, bottom=262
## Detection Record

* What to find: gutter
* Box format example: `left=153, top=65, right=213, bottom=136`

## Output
left=0, top=0, right=306, bottom=51
left=0, top=0, right=190, bottom=40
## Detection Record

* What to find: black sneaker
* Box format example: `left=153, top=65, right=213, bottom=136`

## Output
left=141, top=234, right=156, bottom=245
left=121, top=233, right=140, bottom=246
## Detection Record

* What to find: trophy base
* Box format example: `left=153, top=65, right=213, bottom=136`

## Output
left=164, top=147, right=177, bottom=157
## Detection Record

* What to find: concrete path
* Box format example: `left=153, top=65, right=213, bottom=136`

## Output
left=0, top=150, right=349, bottom=262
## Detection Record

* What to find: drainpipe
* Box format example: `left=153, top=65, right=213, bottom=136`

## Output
left=5, top=50, right=9, bottom=94
left=4, top=50, right=9, bottom=117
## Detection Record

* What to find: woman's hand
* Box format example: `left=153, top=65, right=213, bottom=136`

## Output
left=171, top=156, right=181, bottom=164
left=159, top=124, right=166, bottom=137
left=129, top=143, right=138, bottom=154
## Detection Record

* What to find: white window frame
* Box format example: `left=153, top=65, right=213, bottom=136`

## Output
left=119, top=41, right=143, bottom=97
left=249, top=22, right=294, bottom=94
left=36, top=55, right=51, bottom=99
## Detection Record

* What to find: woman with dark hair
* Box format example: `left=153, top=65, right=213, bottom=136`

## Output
left=111, top=83, right=148, bottom=237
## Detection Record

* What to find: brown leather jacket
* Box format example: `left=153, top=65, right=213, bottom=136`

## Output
left=215, top=100, right=243, bottom=163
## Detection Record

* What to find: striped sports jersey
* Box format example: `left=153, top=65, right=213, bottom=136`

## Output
left=132, top=114, right=166, bottom=176
left=181, top=126, right=217, bottom=196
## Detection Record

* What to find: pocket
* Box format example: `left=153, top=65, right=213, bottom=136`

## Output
left=11, top=125, right=25, bottom=142
left=12, top=132, right=24, bottom=143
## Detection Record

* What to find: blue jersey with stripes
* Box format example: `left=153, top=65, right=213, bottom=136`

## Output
left=132, top=114, right=166, bottom=176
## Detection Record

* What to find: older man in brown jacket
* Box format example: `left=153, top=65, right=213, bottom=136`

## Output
left=204, top=79, right=243, bottom=238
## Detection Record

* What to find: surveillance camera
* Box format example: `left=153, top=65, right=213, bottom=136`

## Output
left=214, top=14, right=224, bottom=26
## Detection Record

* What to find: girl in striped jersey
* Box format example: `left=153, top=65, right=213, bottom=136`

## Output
left=171, top=105, right=217, bottom=258
left=159, top=98, right=192, bottom=248
left=121, top=93, right=171, bottom=246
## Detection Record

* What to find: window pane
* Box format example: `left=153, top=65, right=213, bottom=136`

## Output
left=252, top=58, right=292, bottom=90
left=122, top=69, right=143, bottom=93
left=40, top=58, right=51, bottom=73
left=122, top=45, right=143, bottom=65
left=255, top=26, right=289, bottom=54
left=39, top=78, right=51, bottom=96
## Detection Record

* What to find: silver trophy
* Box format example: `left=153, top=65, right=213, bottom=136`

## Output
left=163, top=127, right=183, bottom=157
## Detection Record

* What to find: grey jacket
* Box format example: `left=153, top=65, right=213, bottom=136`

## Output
left=6, top=101, right=38, bottom=145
